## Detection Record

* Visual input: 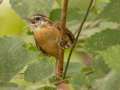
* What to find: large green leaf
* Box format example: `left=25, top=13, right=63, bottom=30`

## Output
left=93, top=0, right=110, bottom=14
left=0, top=4, right=25, bottom=36
left=99, top=45, right=120, bottom=71
left=0, top=82, right=23, bottom=90
left=70, top=72, right=88, bottom=90
left=94, top=71, right=120, bottom=90
left=65, top=62, right=81, bottom=77
left=26, top=83, right=56, bottom=90
left=56, top=0, right=91, bottom=11
left=50, top=8, right=83, bottom=22
left=70, top=58, right=110, bottom=90
left=10, top=0, right=54, bottom=18
left=99, top=0, right=120, bottom=22
left=24, top=60, right=54, bottom=82
left=84, top=29, right=120, bottom=54
left=92, top=56, right=110, bottom=78
left=0, top=37, right=34, bottom=82
left=38, top=86, right=56, bottom=90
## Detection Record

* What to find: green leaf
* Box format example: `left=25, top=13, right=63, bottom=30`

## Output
left=92, top=56, right=110, bottom=78
left=70, top=57, right=110, bottom=90
left=70, top=73, right=87, bottom=90
left=0, top=6, right=25, bottom=36
left=24, top=60, right=54, bottom=82
left=99, top=45, right=120, bottom=71
left=0, top=37, right=34, bottom=82
left=0, top=82, right=23, bottom=90
left=56, top=0, right=91, bottom=11
left=38, top=86, right=56, bottom=90
left=93, top=0, right=110, bottom=14
left=66, top=62, right=81, bottom=76
left=84, top=29, right=120, bottom=54
left=68, top=63, right=91, bottom=89
left=50, top=8, right=83, bottom=22
left=49, top=9, right=61, bottom=21
left=72, top=57, right=110, bottom=90
left=99, top=0, right=120, bottom=22
left=94, top=71, right=120, bottom=90
left=10, top=0, right=54, bottom=18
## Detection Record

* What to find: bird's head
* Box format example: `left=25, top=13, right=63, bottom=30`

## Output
left=27, top=14, right=51, bottom=31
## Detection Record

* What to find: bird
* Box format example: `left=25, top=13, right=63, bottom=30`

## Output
left=28, top=14, right=75, bottom=58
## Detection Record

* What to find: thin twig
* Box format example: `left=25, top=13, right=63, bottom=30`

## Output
left=63, top=0, right=94, bottom=79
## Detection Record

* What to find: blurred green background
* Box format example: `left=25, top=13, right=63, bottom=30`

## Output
left=0, top=0, right=120, bottom=90
left=0, top=0, right=24, bottom=36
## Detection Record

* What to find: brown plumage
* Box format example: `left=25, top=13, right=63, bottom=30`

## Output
left=28, top=14, right=75, bottom=58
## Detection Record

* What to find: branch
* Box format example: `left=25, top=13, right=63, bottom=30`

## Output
left=63, top=0, right=94, bottom=79
left=56, top=0, right=69, bottom=89
left=56, top=0, right=69, bottom=78
left=60, top=0, right=69, bottom=29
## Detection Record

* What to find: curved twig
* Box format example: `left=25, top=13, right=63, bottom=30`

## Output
left=63, top=0, right=94, bottom=79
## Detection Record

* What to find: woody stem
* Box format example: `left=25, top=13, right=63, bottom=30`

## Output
left=56, top=0, right=69, bottom=79
left=61, top=0, right=69, bottom=29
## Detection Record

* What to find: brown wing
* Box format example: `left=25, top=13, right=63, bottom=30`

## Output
left=65, top=28, right=75, bottom=44
left=54, top=23, right=75, bottom=48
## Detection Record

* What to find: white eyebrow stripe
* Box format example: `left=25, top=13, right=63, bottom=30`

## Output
left=34, top=15, right=42, bottom=18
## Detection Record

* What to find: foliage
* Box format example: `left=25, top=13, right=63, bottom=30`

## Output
left=99, top=45, right=120, bottom=71
left=0, top=37, right=35, bottom=82
left=0, top=4, right=25, bottom=35
left=93, top=71, right=120, bottom=90
left=24, top=60, right=54, bottom=82
left=83, top=29, right=120, bottom=54
left=0, top=0, right=120, bottom=90
left=10, top=0, right=53, bottom=18
left=99, top=0, right=120, bottom=22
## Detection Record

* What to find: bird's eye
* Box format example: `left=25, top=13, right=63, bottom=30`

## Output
left=35, top=17, right=40, bottom=21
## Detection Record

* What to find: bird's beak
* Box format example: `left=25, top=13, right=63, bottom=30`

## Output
left=25, top=17, right=36, bottom=25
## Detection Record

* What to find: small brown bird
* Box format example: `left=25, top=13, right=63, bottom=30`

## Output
left=28, top=14, right=75, bottom=58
